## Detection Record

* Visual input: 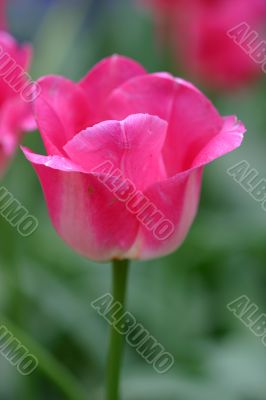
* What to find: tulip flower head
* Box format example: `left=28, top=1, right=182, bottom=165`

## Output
left=146, top=0, right=266, bottom=89
left=23, top=55, right=246, bottom=261
left=0, top=31, right=36, bottom=176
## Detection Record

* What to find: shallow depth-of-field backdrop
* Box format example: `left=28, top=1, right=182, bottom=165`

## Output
left=1, top=1, right=266, bottom=399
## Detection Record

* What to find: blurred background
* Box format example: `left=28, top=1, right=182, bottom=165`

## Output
left=1, top=0, right=266, bottom=399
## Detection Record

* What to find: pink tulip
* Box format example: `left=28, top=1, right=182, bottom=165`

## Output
left=146, top=0, right=266, bottom=89
left=22, top=55, right=245, bottom=261
left=0, top=31, right=36, bottom=176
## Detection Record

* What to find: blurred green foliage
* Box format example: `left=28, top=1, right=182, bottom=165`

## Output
left=0, top=1, right=266, bottom=399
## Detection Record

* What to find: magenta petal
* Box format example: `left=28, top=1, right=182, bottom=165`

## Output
left=34, top=76, right=92, bottom=155
left=0, top=97, right=36, bottom=175
left=107, top=74, right=176, bottom=122
left=126, top=168, right=203, bottom=260
left=79, top=55, right=147, bottom=124
left=108, top=74, right=224, bottom=175
left=0, top=31, right=34, bottom=176
left=22, top=147, right=139, bottom=261
left=64, top=114, right=168, bottom=191
left=192, top=116, right=246, bottom=168
left=162, top=78, right=224, bottom=174
left=0, top=32, right=32, bottom=68
left=21, top=146, right=85, bottom=172
left=17, top=43, right=32, bottom=72
left=0, top=33, right=32, bottom=105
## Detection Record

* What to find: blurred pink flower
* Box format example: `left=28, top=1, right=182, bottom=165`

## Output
left=0, top=32, right=36, bottom=176
left=23, top=55, right=245, bottom=261
left=146, top=0, right=266, bottom=89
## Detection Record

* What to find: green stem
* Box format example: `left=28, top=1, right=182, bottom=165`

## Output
left=0, top=315, right=87, bottom=400
left=106, top=259, right=129, bottom=400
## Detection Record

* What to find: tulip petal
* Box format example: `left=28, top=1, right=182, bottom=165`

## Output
left=163, top=78, right=224, bottom=174
left=79, top=55, right=147, bottom=124
left=0, top=96, right=36, bottom=176
left=64, top=114, right=168, bottom=191
left=34, top=76, right=92, bottom=155
left=0, top=32, right=32, bottom=105
left=21, top=146, right=85, bottom=172
left=22, top=147, right=139, bottom=261
left=125, top=115, right=246, bottom=260
left=125, top=167, right=203, bottom=259
left=107, top=74, right=224, bottom=176
left=107, top=74, right=176, bottom=122
left=192, top=116, right=246, bottom=168
left=17, top=43, right=32, bottom=72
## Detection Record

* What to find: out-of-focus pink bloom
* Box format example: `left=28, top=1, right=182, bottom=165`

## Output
left=146, top=0, right=266, bottom=89
left=0, top=31, right=36, bottom=176
left=22, top=55, right=245, bottom=261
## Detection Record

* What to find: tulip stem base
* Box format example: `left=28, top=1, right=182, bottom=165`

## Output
left=106, top=259, right=129, bottom=400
